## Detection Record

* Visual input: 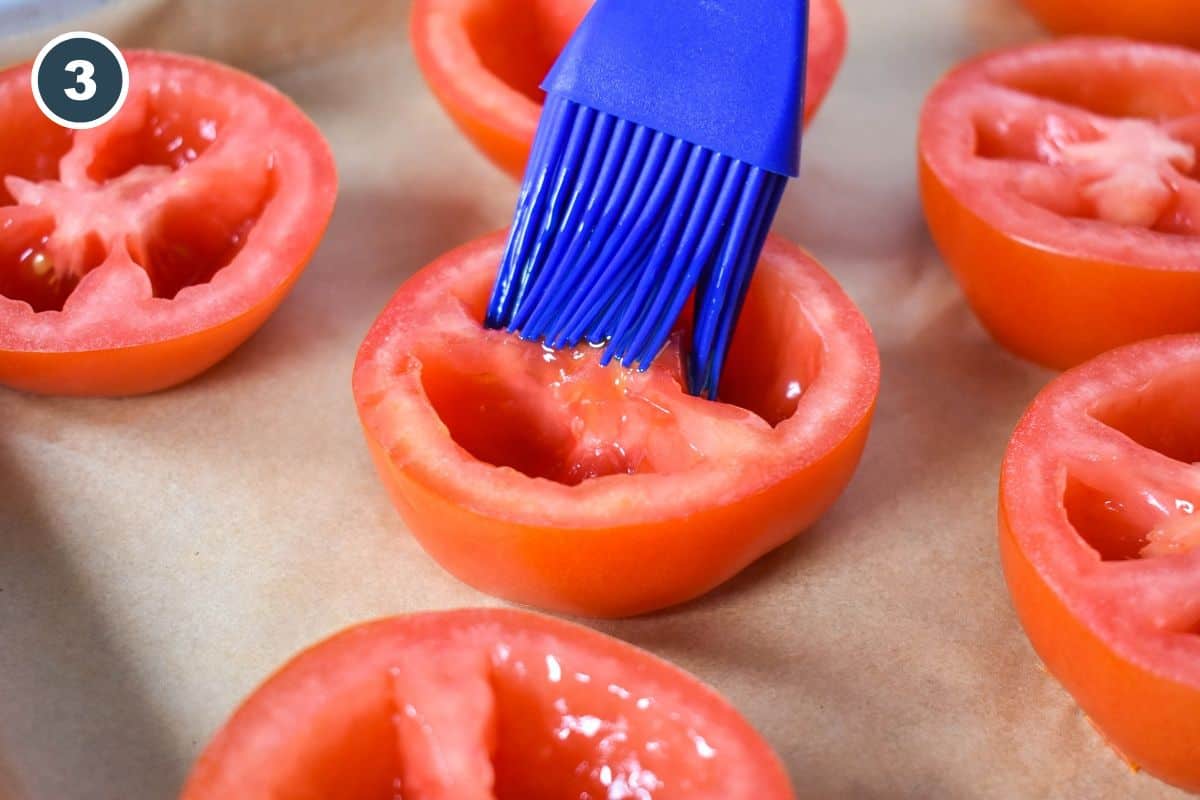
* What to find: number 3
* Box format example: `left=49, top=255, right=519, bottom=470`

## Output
left=64, top=59, right=97, bottom=101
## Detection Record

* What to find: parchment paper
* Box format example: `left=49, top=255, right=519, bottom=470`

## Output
left=0, top=1, right=1190, bottom=797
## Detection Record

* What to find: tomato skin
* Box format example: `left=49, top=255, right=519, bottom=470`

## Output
left=181, top=609, right=794, bottom=799
left=919, top=40, right=1200, bottom=371
left=1020, top=0, right=1200, bottom=49
left=0, top=51, right=337, bottom=396
left=353, top=232, right=878, bottom=618
left=365, top=409, right=872, bottom=617
left=411, top=0, right=848, bottom=179
left=999, top=335, right=1200, bottom=792
left=919, top=154, right=1200, bottom=371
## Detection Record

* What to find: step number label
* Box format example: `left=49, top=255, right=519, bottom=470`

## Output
left=32, top=32, right=129, bottom=130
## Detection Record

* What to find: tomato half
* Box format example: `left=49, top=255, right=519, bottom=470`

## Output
left=411, top=0, right=848, bottom=178
left=1019, top=0, right=1200, bottom=50
left=352, top=231, right=878, bottom=618
left=0, top=51, right=337, bottom=396
left=1000, top=334, right=1200, bottom=792
left=919, top=39, right=1200, bottom=371
left=181, top=608, right=794, bottom=799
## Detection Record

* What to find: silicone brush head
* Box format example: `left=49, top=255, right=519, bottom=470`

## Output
left=486, top=0, right=807, bottom=399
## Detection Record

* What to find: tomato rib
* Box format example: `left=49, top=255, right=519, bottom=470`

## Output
left=0, top=51, right=336, bottom=396
left=181, top=609, right=794, bottom=799
left=920, top=40, right=1200, bottom=370
left=1001, top=334, right=1200, bottom=791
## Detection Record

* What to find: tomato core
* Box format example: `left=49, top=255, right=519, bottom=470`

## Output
left=0, top=70, right=274, bottom=314
left=974, top=96, right=1197, bottom=234
left=938, top=40, right=1200, bottom=242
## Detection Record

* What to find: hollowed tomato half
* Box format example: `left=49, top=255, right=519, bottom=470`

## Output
left=919, top=39, right=1200, bottom=370
left=1019, top=0, right=1200, bottom=50
left=411, top=0, right=848, bottom=178
left=1000, top=334, right=1200, bottom=792
left=0, top=51, right=337, bottom=396
left=180, top=609, right=794, bottom=799
left=352, top=231, right=878, bottom=617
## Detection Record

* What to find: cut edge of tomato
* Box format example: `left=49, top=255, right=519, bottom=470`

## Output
left=804, top=0, right=848, bottom=125
left=181, top=608, right=794, bottom=799
left=0, top=51, right=338, bottom=355
left=353, top=230, right=879, bottom=530
left=410, top=0, right=546, bottom=172
left=1000, top=334, right=1200, bottom=688
left=920, top=38, right=1200, bottom=273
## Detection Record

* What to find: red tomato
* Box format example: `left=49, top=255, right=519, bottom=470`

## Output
left=1000, top=334, right=1200, bottom=792
left=180, top=608, right=795, bottom=799
left=919, top=39, right=1200, bottom=370
left=0, top=51, right=337, bottom=396
left=352, top=231, right=878, bottom=617
left=411, top=0, right=848, bottom=178
left=1020, top=0, right=1200, bottom=50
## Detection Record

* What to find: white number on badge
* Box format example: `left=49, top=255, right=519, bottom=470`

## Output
left=64, top=59, right=97, bottom=101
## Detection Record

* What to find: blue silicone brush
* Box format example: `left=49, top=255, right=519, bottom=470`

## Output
left=485, top=0, right=809, bottom=399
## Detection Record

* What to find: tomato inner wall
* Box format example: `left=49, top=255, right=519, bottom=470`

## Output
left=463, top=0, right=585, bottom=105
left=0, top=215, right=101, bottom=313
left=489, top=642, right=725, bottom=798
left=1064, top=477, right=1158, bottom=562
left=0, top=92, right=72, bottom=204
left=419, top=266, right=819, bottom=485
left=1091, top=363, right=1200, bottom=467
left=86, top=84, right=227, bottom=182
left=127, top=171, right=274, bottom=300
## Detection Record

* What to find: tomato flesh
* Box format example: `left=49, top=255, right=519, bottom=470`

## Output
left=0, top=51, right=336, bottom=396
left=411, top=0, right=848, bottom=178
left=1001, top=334, right=1200, bottom=791
left=423, top=334, right=708, bottom=485
left=353, top=232, right=878, bottom=616
left=919, top=40, right=1200, bottom=370
left=181, top=609, right=794, bottom=799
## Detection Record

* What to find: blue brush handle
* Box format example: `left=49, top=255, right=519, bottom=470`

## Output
left=543, top=0, right=809, bottom=177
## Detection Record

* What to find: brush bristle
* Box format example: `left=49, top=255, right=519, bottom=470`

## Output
left=486, top=95, right=787, bottom=399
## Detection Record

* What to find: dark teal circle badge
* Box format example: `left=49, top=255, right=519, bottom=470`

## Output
left=32, top=32, right=129, bottom=130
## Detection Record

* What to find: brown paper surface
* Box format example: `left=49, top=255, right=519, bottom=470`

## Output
left=0, top=1, right=1191, bottom=797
